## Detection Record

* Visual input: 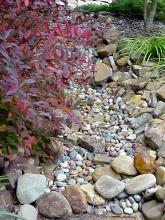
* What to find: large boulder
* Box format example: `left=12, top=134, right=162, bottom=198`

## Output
left=94, top=175, right=125, bottom=199
left=62, top=185, right=87, bottom=213
left=144, top=119, right=165, bottom=153
left=16, top=174, right=48, bottom=204
left=37, top=192, right=72, bottom=218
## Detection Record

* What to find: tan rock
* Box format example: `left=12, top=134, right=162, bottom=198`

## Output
left=111, top=155, right=137, bottom=175
left=62, top=185, right=87, bottom=213
left=81, top=183, right=105, bottom=206
left=156, top=186, right=165, bottom=201
left=97, top=44, right=117, bottom=58
left=127, top=95, right=143, bottom=106
left=92, top=165, right=121, bottom=182
left=156, top=166, right=165, bottom=186
left=94, top=62, right=112, bottom=84
left=116, top=56, right=129, bottom=66
left=157, top=84, right=165, bottom=100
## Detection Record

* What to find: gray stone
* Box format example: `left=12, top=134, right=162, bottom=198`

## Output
left=154, top=101, right=165, bottom=117
left=125, top=174, right=156, bottom=195
left=16, top=174, right=48, bottom=204
left=37, top=192, right=72, bottom=218
left=110, top=204, right=123, bottom=215
left=95, top=175, right=125, bottom=199
left=69, top=150, right=78, bottom=160
left=18, top=204, right=38, bottom=220
left=56, top=173, right=67, bottom=182
left=142, top=200, right=163, bottom=220
left=131, top=113, right=152, bottom=129
left=134, top=194, right=142, bottom=202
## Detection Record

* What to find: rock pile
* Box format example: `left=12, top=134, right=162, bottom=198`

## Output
left=1, top=15, right=165, bottom=220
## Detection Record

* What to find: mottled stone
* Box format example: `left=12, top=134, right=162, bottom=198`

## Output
left=62, top=185, right=87, bottom=213
left=81, top=183, right=105, bottom=206
left=37, top=192, right=72, bottom=218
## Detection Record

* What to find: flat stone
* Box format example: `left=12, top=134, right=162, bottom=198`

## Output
left=37, top=192, right=72, bottom=218
left=110, top=204, right=123, bottom=215
left=81, top=183, right=105, bottom=206
left=18, top=204, right=38, bottom=220
left=95, top=175, right=125, bottom=199
left=111, top=155, right=137, bottom=176
left=16, top=174, right=48, bottom=204
left=94, top=154, right=112, bottom=165
left=156, top=166, right=165, bottom=186
left=155, top=186, right=165, bottom=201
left=92, top=165, right=121, bottom=182
left=131, top=78, right=148, bottom=91
left=62, top=185, right=87, bottom=213
left=94, top=62, right=113, bottom=84
left=142, top=200, right=163, bottom=220
left=125, top=174, right=156, bottom=195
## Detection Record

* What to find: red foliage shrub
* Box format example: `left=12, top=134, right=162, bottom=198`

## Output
left=0, top=0, right=95, bottom=170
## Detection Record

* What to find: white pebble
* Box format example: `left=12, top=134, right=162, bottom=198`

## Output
left=124, top=207, right=133, bottom=215
left=56, top=173, right=67, bottom=182
left=76, top=154, right=83, bottom=161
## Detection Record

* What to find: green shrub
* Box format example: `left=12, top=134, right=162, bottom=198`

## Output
left=80, top=0, right=165, bottom=21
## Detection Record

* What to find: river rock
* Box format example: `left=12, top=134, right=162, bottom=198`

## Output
left=142, top=200, right=163, bottom=220
left=110, top=204, right=123, bottom=215
left=37, top=192, right=72, bottom=218
left=81, top=183, right=105, bottom=206
left=62, top=185, right=87, bottom=213
left=156, top=186, right=165, bottom=201
left=18, top=204, right=38, bottom=220
left=16, top=174, right=48, bottom=204
left=95, top=175, right=125, bottom=199
left=94, top=62, right=113, bottom=84
left=111, top=155, right=137, bottom=175
left=145, top=119, right=165, bottom=151
left=125, top=174, right=156, bottom=195
left=156, top=166, right=165, bottom=186
left=92, top=165, right=121, bottom=182
left=154, top=101, right=165, bottom=117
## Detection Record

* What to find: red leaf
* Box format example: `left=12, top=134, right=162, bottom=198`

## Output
left=24, top=0, right=29, bottom=7
left=17, top=100, right=28, bottom=113
left=24, top=30, right=31, bottom=40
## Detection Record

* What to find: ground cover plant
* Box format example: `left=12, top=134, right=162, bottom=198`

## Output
left=0, top=0, right=96, bottom=176
left=118, top=35, right=165, bottom=73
